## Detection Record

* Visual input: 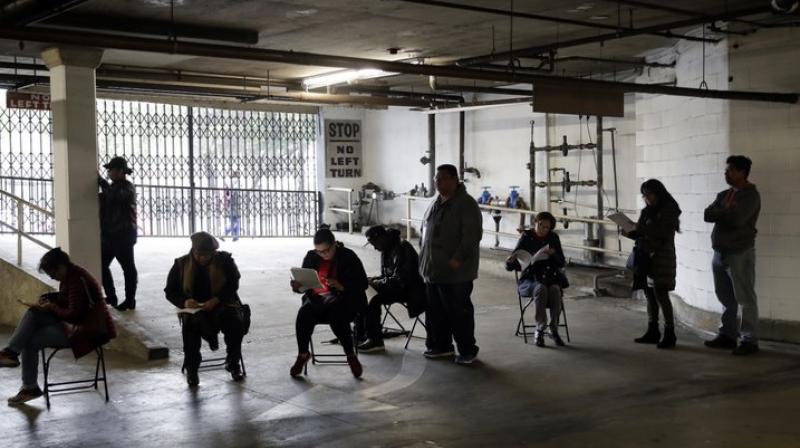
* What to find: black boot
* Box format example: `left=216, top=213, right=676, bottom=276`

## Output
left=634, top=322, right=661, bottom=344
left=657, top=326, right=676, bottom=349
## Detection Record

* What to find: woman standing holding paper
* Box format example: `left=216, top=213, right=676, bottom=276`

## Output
left=624, top=179, right=682, bottom=349
left=505, top=212, right=567, bottom=347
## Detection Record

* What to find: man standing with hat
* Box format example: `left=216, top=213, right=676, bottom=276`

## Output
left=164, top=232, right=245, bottom=386
left=98, top=156, right=138, bottom=311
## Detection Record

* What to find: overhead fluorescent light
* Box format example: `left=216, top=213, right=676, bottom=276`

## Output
left=302, top=69, right=397, bottom=89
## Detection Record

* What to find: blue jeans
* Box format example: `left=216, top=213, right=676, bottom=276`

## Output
left=712, top=248, right=759, bottom=343
left=7, top=309, right=70, bottom=388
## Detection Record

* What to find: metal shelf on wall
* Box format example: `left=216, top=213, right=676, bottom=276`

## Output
left=326, top=187, right=355, bottom=234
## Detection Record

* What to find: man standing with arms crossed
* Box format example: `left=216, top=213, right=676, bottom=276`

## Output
left=704, top=155, right=761, bottom=356
left=419, top=164, right=483, bottom=365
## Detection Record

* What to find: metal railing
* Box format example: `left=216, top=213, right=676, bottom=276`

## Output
left=327, top=187, right=355, bottom=234
left=0, top=189, right=54, bottom=266
left=402, top=195, right=630, bottom=257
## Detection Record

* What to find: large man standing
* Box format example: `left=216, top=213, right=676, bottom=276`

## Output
left=703, top=155, right=761, bottom=356
left=98, top=156, right=138, bottom=311
left=419, top=164, right=483, bottom=365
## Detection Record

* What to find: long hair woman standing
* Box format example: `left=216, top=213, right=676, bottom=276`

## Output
left=625, top=179, right=682, bottom=349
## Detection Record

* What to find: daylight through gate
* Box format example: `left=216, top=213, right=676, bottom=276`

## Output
left=0, top=92, right=319, bottom=238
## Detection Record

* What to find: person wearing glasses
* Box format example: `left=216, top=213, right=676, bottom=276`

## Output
left=505, top=212, right=567, bottom=348
left=289, top=227, right=368, bottom=378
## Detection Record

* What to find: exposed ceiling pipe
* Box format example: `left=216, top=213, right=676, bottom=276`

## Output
left=0, top=0, right=88, bottom=26
left=395, top=0, right=718, bottom=43
left=0, top=26, right=795, bottom=103
left=421, top=97, right=532, bottom=114
left=42, top=13, right=259, bottom=44
left=321, top=84, right=464, bottom=103
left=607, top=0, right=707, bottom=17
left=554, top=56, right=675, bottom=68
left=429, top=81, right=532, bottom=97
left=456, top=4, right=770, bottom=66
left=0, top=73, right=438, bottom=107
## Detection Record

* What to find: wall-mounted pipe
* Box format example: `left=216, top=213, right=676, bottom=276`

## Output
left=595, top=116, right=605, bottom=261
left=428, top=114, right=436, bottom=197
left=459, top=111, right=465, bottom=180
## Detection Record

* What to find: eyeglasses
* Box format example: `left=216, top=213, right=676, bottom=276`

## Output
left=315, top=245, right=334, bottom=255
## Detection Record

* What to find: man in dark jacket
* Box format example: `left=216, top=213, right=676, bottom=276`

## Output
left=164, top=232, right=245, bottom=386
left=703, top=155, right=762, bottom=356
left=289, top=228, right=367, bottom=378
left=419, top=164, right=483, bottom=365
left=98, top=156, right=138, bottom=311
left=358, top=225, right=426, bottom=353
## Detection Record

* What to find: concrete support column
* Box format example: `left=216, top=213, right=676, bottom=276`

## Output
left=42, top=46, right=104, bottom=280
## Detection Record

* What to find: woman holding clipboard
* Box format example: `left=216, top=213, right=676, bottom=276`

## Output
left=289, top=228, right=368, bottom=378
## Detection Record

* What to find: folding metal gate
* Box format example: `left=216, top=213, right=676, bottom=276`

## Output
left=1, top=94, right=319, bottom=237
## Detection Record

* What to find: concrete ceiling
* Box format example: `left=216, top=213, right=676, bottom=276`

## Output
left=0, top=0, right=790, bottom=104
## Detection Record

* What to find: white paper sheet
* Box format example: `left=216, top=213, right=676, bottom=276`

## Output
left=290, top=267, right=323, bottom=292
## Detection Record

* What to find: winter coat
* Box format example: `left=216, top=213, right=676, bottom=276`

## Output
left=704, top=183, right=761, bottom=254
left=505, top=230, right=566, bottom=286
left=297, top=243, right=368, bottom=318
left=627, top=201, right=681, bottom=291
left=419, top=183, right=483, bottom=284
left=371, top=229, right=426, bottom=318
left=51, top=264, right=117, bottom=358
left=99, top=178, right=137, bottom=243
left=164, top=251, right=241, bottom=308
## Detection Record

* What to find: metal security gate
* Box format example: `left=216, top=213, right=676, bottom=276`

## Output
left=1, top=92, right=319, bottom=237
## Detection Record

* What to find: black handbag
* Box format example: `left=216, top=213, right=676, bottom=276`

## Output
left=239, top=303, right=251, bottom=335
left=557, top=270, right=570, bottom=289
left=626, top=243, right=651, bottom=275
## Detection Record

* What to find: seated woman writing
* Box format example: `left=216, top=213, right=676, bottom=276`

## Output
left=0, top=248, right=116, bottom=404
left=505, top=212, right=567, bottom=348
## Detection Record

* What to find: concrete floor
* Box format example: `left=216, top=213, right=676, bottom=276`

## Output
left=1, top=237, right=800, bottom=448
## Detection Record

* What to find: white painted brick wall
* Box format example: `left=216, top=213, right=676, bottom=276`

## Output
left=635, top=26, right=800, bottom=326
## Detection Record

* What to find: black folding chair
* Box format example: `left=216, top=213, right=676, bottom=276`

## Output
left=404, top=312, right=427, bottom=350
left=178, top=314, right=247, bottom=378
left=381, top=303, right=409, bottom=337
left=514, top=271, right=571, bottom=344
left=41, top=345, right=109, bottom=409
left=307, top=323, right=359, bottom=374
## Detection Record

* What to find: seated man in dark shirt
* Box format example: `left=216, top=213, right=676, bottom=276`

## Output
left=164, top=232, right=245, bottom=387
left=358, top=225, right=426, bottom=353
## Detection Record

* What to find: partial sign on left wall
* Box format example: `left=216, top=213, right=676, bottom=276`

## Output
left=6, top=92, right=51, bottom=110
left=325, top=119, right=362, bottom=178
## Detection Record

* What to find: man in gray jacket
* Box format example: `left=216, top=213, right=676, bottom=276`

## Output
left=703, top=155, right=761, bottom=356
left=419, top=164, right=483, bottom=364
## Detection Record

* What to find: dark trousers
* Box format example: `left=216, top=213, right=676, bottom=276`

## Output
left=644, top=286, right=675, bottom=327
left=295, top=296, right=355, bottom=355
left=182, top=305, right=243, bottom=371
left=364, top=293, right=404, bottom=343
left=426, top=282, right=477, bottom=356
left=101, top=238, right=138, bottom=306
